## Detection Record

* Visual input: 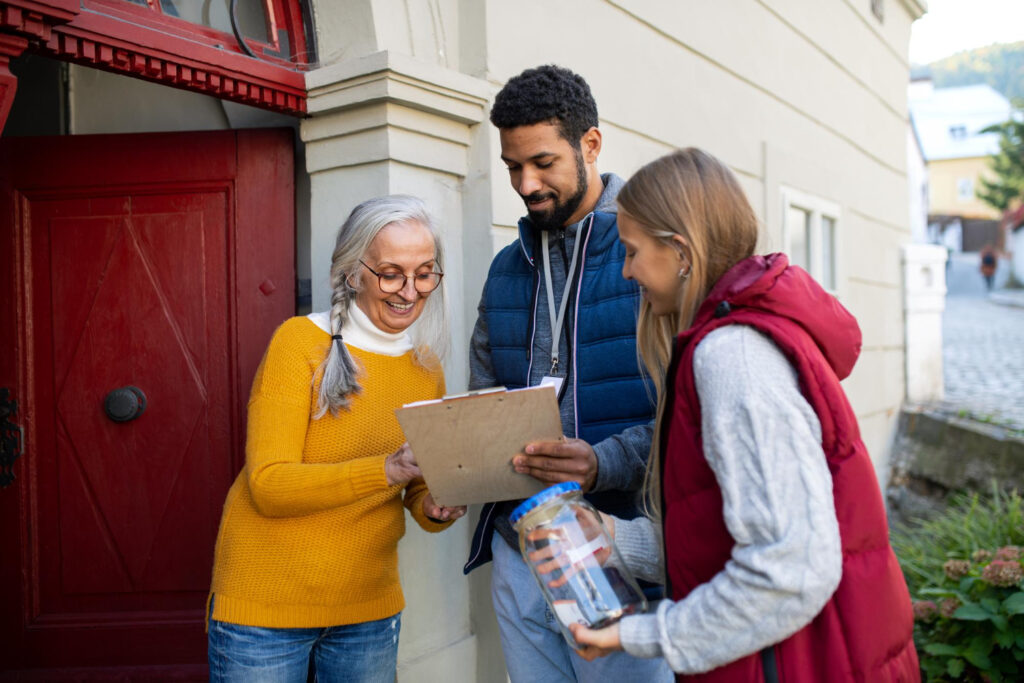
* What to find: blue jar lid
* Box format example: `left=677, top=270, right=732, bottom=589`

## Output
left=509, top=481, right=581, bottom=525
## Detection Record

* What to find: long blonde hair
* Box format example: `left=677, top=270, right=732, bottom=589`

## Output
left=617, top=148, right=758, bottom=517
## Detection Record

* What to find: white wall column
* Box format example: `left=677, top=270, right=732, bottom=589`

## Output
left=301, top=50, right=489, bottom=682
left=902, top=244, right=948, bottom=403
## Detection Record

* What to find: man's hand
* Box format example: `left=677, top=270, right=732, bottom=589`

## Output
left=513, top=437, right=598, bottom=491
left=422, top=492, right=467, bottom=523
left=569, top=622, right=623, bottom=661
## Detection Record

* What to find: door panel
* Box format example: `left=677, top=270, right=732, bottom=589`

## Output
left=0, top=129, right=294, bottom=679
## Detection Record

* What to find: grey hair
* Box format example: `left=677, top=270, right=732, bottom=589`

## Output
left=314, top=195, right=449, bottom=418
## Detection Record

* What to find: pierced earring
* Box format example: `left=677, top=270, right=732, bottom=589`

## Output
left=678, top=264, right=691, bottom=281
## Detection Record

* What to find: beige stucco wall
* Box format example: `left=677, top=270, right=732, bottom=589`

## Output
left=476, top=0, right=920, bottom=483
left=927, top=156, right=1001, bottom=219
left=301, top=0, right=927, bottom=680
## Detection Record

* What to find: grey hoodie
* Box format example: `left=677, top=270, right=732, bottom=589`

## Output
left=468, top=173, right=654, bottom=549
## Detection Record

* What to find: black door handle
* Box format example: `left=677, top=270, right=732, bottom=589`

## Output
left=104, top=386, right=147, bottom=423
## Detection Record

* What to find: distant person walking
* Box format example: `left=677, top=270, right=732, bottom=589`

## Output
left=980, top=245, right=997, bottom=291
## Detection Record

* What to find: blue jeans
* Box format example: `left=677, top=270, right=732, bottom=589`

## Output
left=207, top=608, right=400, bottom=683
left=491, top=534, right=673, bottom=682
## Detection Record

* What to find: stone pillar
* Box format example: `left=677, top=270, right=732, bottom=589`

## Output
left=902, top=244, right=948, bottom=403
left=300, top=50, right=489, bottom=683
left=301, top=50, right=489, bottom=390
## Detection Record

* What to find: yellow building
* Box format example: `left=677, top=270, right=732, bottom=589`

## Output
left=909, top=81, right=1011, bottom=249
left=928, top=156, right=1001, bottom=220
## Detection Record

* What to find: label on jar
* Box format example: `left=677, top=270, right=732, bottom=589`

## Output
left=552, top=599, right=588, bottom=627
left=565, top=536, right=606, bottom=565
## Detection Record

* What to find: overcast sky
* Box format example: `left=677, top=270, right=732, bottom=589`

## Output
left=910, top=0, right=1024, bottom=64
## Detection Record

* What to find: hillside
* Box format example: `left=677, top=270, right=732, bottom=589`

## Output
left=912, top=41, right=1024, bottom=103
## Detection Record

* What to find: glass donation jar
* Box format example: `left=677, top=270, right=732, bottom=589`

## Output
left=510, top=482, right=648, bottom=648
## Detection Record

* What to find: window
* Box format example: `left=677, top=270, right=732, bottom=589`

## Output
left=956, top=178, right=974, bottom=202
left=949, top=125, right=968, bottom=140
left=86, top=0, right=312, bottom=66
left=31, top=0, right=313, bottom=115
left=782, top=188, right=840, bottom=293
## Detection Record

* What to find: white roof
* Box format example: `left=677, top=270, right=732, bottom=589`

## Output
left=908, top=83, right=1012, bottom=161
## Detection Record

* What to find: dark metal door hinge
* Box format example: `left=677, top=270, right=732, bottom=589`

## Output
left=0, top=388, right=23, bottom=488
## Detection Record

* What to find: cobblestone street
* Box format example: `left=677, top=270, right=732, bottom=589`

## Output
left=941, top=253, right=1024, bottom=428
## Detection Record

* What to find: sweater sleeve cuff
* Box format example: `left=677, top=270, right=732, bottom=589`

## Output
left=590, top=439, right=615, bottom=492
left=405, top=488, right=455, bottom=532
left=618, top=613, right=664, bottom=660
left=346, top=455, right=389, bottom=498
left=609, top=516, right=663, bottom=582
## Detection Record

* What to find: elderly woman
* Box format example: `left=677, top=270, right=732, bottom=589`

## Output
left=568, top=149, right=918, bottom=681
left=207, top=195, right=465, bottom=682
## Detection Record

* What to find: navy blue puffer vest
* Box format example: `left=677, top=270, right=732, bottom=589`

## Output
left=483, top=211, right=653, bottom=445
left=463, top=210, right=656, bottom=574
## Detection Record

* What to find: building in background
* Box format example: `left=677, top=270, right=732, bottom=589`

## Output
left=909, top=78, right=1012, bottom=252
left=0, top=0, right=926, bottom=679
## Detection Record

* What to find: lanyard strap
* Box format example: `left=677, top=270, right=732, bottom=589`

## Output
left=541, top=219, right=586, bottom=375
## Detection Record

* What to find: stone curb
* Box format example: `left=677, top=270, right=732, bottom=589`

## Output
left=893, top=407, right=1024, bottom=493
left=988, top=291, right=1024, bottom=308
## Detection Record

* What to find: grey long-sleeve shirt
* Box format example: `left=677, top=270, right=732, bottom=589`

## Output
left=613, top=325, right=843, bottom=674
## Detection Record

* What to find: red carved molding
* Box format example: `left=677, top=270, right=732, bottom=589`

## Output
left=40, top=27, right=306, bottom=114
left=0, top=32, right=28, bottom=131
left=0, top=0, right=306, bottom=117
left=0, top=1, right=76, bottom=41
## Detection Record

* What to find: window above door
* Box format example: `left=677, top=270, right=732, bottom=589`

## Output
left=0, top=0, right=313, bottom=116
left=85, top=0, right=313, bottom=67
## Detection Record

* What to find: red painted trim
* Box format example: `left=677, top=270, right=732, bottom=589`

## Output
left=82, top=0, right=309, bottom=67
left=40, top=24, right=306, bottom=114
left=0, top=0, right=308, bottom=117
left=0, top=33, right=27, bottom=131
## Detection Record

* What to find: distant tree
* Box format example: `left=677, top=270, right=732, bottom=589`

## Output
left=977, top=105, right=1024, bottom=212
left=926, top=42, right=1024, bottom=102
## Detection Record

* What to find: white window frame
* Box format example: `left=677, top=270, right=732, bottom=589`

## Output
left=956, top=177, right=974, bottom=202
left=780, top=187, right=843, bottom=296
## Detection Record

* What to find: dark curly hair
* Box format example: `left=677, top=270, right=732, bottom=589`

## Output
left=490, top=65, right=598, bottom=144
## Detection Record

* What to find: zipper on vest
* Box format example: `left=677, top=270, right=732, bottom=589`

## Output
left=760, top=645, right=781, bottom=683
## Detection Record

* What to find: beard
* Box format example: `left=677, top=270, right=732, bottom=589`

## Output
left=522, top=147, right=589, bottom=231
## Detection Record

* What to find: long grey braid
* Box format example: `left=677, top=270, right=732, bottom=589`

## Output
left=313, top=195, right=447, bottom=418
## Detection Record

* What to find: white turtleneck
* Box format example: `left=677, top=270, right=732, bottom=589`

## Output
left=307, top=303, right=414, bottom=357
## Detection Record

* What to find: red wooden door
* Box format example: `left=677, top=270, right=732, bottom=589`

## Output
left=0, top=129, right=294, bottom=679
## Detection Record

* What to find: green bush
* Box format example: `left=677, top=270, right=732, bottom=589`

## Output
left=891, top=488, right=1024, bottom=681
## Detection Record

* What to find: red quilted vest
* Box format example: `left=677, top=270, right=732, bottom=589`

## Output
left=660, top=254, right=919, bottom=682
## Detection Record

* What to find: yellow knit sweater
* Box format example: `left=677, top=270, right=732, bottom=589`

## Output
left=209, top=316, right=450, bottom=628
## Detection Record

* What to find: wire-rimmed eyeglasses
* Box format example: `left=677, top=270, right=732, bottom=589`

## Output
left=359, top=260, right=444, bottom=294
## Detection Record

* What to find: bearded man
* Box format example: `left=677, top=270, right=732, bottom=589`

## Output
left=463, top=64, right=672, bottom=683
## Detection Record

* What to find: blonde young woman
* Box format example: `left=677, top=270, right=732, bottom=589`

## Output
left=207, top=195, right=465, bottom=682
left=567, top=149, right=919, bottom=681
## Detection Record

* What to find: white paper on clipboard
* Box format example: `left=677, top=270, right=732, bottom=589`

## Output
left=394, top=385, right=563, bottom=507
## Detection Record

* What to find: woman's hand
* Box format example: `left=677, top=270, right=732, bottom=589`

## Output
left=569, top=622, right=623, bottom=661
left=385, top=443, right=422, bottom=486
left=422, top=493, right=467, bottom=523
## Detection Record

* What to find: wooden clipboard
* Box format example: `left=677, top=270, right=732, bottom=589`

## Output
left=395, top=385, right=562, bottom=506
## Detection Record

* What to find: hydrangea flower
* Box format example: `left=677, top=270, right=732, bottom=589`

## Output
left=980, top=560, right=1023, bottom=588
left=993, top=545, right=1021, bottom=562
left=912, top=600, right=938, bottom=622
left=938, top=597, right=960, bottom=618
left=943, top=559, right=971, bottom=580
